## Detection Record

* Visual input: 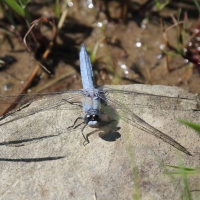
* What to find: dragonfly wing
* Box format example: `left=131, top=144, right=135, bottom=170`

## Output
left=0, top=90, right=82, bottom=105
left=99, top=92, right=192, bottom=156
left=0, top=91, right=84, bottom=146
left=0, top=91, right=83, bottom=126
left=103, top=86, right=200, bottom=111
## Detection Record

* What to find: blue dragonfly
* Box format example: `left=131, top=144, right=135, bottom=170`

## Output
left=0, top=44, right=192, bottom=156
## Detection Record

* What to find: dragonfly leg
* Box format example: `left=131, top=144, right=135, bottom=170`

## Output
left=67, top=117, right=84, bottom=130
left=81, top=124, right=90, bottom=146
left=67, top=117, right=90, bottom=145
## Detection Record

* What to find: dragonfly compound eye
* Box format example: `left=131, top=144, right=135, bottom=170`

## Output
left=92, top=114, right=100, bottom=121
left=84, top=114, right=92, bottom=123
left=84, top=113, right=100, bottom=123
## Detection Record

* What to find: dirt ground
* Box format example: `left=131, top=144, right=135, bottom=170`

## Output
left=0, top=0, right=200, bottom=115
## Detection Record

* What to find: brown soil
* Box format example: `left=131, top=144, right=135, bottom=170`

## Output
left=0, top=0, right=200, bottom=115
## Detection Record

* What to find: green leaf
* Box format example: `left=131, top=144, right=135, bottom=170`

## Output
left=162, top=50, right=182, bottom=56
left=55, top=0, right=60, bottom=18
left=18, top=0, right=30, bottom=9
left=164, top=164, right=200, bottom=176
left=90, top=37, right=105, bottom=64
left=155, top=0, right=169, bottom=11
left=165, top=164, right=197, bottom=171
left=179, top=119, right=200, bottom=133
left=2, top=0, right=25, bottom=17
left=193, top=0, right=200, bottom=15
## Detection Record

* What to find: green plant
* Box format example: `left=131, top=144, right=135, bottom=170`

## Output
left=179, top=119, right=200, bottom=134
left=155, top=0, right=170, bottom=11
left=1, top=0, right=31, bottom=24
left=164, top=164, right=200, bottom=200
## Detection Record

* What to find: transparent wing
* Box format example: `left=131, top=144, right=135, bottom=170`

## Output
left=0, top=90, right=83, bottom=125
left=0, top=90, right=83, bottom=105
left=99, top=90, right=192, bottom=156
left=0, top=90, right=84, bottom=146
left=103, top=86, right=200, bottom=111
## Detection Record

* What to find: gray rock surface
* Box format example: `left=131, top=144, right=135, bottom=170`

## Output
left=0, top=84, right=199, bottom=200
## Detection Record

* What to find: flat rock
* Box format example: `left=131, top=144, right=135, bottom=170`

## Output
left=0, top=84, right=199, bottom=200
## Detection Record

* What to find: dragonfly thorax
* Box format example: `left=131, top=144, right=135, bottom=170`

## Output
left=83, top=89, right=99, bottom=98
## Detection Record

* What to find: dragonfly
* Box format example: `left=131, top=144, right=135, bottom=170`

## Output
left=0, top=44, right=192, bottom=156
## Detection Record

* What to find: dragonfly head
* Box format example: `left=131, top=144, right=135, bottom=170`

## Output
left=84, top=113, right=100, bottom=127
